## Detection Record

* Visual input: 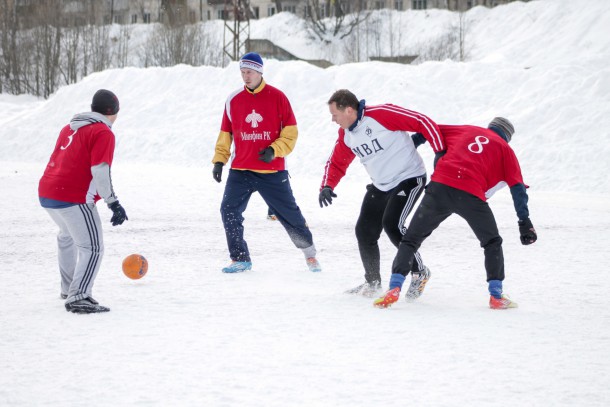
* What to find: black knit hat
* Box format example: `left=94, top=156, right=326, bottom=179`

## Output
left=91, top=89, right=120, bottom=115
left=488, top=117, right=514, bottom=143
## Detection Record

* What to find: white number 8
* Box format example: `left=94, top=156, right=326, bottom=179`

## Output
left=468, top=136, right=489, bottom=154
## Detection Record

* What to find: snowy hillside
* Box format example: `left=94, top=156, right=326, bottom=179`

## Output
left=1, top=0, right=609, bottom=194
left=1, top=0, right=610, bottom=406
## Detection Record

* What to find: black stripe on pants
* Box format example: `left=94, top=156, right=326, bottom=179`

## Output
left=356, top=176, right=426, bottom=284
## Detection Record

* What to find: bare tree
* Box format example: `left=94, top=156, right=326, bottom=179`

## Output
left=141, top=22, right=224, bottom=67
left=113, top=26, right=132, bottom=68
left=33, top=24, right=62, bottom=97
left=59, top=26, right=81, bottom=86
left=0, top=0, right=18, bottom=93
left=366, top=12, right=384, bottom=59
left=304, top=0, right=370, bottom=41
left=457, top=11, right=470, bottom=61
left=84, top=24, right=112, bottom=75
left=387, top=10, right=405, bottom=58
left=0, top=0, right=240, bottom=97
left=415, top=27, right=458, bottom=63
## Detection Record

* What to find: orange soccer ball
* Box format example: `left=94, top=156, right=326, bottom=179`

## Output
left=122, top=254, right=148, bottom=280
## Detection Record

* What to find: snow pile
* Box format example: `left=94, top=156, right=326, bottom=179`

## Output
left=1, top=2, right=610, bottom=406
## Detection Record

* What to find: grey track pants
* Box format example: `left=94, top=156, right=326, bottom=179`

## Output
left=45, top=204, right=104, bottom=304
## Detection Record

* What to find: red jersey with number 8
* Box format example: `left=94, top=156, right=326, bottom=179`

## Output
left=431, top=124, right=525, bottom=201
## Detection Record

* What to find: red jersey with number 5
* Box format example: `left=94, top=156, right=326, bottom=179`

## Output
left=431, top=124, right=525, bottom=201
left=39, top=122, right=115, bottom=203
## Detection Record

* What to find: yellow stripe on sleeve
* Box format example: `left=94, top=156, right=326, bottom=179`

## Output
left=270, top=125, right=298, bottom=158
left=212, top=131, right=233, bottom=164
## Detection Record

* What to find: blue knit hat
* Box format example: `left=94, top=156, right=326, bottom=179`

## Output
left=240, top=52, right=263, bottom=74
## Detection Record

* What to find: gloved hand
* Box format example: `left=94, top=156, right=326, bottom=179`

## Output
left=433, top=150, right=446, bottom=169
left=258, top=147, right=275, bottom=163
left=108, top=201, right=128, bottom=226
left=411, top=132, right=426, bottom=148
left=518, top=218, right=537, bottom=245
left=212, top=162, right=224, bottom=183
left=319, top=186, right=337, bottom=208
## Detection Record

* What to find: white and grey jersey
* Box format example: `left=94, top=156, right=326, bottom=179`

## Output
left=344, top=116, right=426, bottom=192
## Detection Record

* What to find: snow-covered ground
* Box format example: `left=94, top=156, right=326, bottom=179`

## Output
left=1, top=0, right=609, bottom=405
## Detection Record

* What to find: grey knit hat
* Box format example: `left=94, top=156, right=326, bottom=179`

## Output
left=488, top=117, right=514, bottom=143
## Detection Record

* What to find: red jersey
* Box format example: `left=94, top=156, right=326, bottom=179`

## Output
left=39, top=121, right=115, bottom=203
left=220, top=83, right=297, bottom=171
left=432, top=125, right=525, bottom=201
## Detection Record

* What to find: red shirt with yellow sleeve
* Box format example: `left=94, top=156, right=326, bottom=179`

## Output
left=212, top=80, right=297, bottom=172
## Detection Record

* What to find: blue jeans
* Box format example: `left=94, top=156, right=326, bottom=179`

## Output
left=220, top=170, right=314, bottom=262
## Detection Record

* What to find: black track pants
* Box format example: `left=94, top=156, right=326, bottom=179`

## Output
left=391, top=182, right=504, bottom=282
left=355, top=176, right=426, bottom=284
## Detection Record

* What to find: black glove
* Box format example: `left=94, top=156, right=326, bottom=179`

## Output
left=319, top=186, right=337, bottom=208
left=433, top=150, right=446, bottom=169
left=212, top=162, right=224, bottom=183
left=411, top=132, right=426, bottom=148
left=258, top=147, right=275, bottom=163
left=518, top=218, right=537, bottom=245
left=108, top=200, right=128, bottom=226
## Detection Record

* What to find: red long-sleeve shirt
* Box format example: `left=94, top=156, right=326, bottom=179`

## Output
left=432, top=124, right=525, bottom=201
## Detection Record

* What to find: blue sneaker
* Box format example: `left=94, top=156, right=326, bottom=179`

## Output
left=306, top=257, right=322, bottom=272
left=222, top=261, right=252, bottom=273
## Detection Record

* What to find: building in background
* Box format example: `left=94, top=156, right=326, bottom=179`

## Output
left=8, top=0, right=521, bottom=28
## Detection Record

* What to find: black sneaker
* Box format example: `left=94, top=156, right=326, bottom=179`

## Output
left=60, top=294, right=68, bottom=300
left=65, top=297, right=110, bottom=314
left=345, top=281, right=382, bottom=298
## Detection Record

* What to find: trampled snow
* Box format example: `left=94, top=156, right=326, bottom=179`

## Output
left=1, top=0, right=609, bottom=405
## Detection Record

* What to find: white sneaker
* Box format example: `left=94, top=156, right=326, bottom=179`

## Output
left=345, top=281, right=382, bottom=298
left=306, top=257, right=322, bottom=272
left=405, top=266, right=431, bottom=302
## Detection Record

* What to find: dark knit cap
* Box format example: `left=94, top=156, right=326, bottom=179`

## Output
left=91, top=89, right=120, bottom=115
left=488, top=117, right=514, bottom=143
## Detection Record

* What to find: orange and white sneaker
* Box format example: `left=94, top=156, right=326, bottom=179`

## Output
left=489, top=294, right=518, bottom=309
left=373, top=287, right=401, bottom=308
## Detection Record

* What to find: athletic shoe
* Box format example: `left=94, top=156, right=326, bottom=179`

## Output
left=405, top=266, right=431, bottom=302
left=65, top=297, right=110, bottom=314
left=222, top=261, right=252, bottom=273
left=345, top=281, right=382, bottom=297
left=267, top=214, right=278, bottom=221
left=306, top=257, right=322, bottom=272
left=373, top=287, right=401, bottom=308
left=60, top=293, right=68, bottom=300
left=489, top=294, right=518, bottom=309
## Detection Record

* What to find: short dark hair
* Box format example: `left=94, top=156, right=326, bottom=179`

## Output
left=328, top=89, right=359, bottom=110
